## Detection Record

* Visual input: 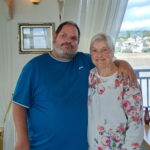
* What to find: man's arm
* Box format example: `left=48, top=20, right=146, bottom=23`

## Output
left=13, top=103, right=30, bottom=150
left=114, top=59, right=137, bottom=85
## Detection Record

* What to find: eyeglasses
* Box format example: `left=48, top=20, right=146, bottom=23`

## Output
left=90, top=47, right=111, bottom=55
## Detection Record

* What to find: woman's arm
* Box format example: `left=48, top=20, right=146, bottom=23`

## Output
left=121, top=84, right=144, bottom=150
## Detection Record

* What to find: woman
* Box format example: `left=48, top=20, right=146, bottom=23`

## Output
left=88, top=33, right=143, bottom=150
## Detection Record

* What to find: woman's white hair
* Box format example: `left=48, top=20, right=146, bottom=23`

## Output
left=90, top=33, right=115, bottom=52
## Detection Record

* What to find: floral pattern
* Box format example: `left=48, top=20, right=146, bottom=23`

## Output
left=88, top=68, right=143, bottom=150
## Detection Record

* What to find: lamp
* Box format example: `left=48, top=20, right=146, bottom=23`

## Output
left=57, top=0, right=64, bottom=23
left=30, top=0, right=41, bottom=5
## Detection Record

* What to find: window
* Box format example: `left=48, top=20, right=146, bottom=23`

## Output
left=115, top=0, right=150, bottom=107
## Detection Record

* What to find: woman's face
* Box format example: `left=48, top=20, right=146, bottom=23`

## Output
left=90, top=40, right=114, bottom=70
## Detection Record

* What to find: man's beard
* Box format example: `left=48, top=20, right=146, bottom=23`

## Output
left=54, top=44, right=77, bottom=60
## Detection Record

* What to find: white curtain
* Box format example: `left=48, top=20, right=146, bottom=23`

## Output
left=0, top=1, right=16, bottom=150
left=61, top=0, right=128, bottom=52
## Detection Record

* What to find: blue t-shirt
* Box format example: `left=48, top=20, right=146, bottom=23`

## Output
left=13, top=52, right=94, bottom=150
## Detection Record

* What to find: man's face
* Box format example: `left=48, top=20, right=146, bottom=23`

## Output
left=53, top=24, right=79, bottom=60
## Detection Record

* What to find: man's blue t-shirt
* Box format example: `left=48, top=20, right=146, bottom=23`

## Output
left=13, top=52, right=94, bottom=150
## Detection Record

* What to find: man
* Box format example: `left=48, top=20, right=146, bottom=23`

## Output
left=13, top=21, right=136, bottom=150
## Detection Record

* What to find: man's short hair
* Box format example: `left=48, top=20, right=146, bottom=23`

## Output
left=55, top=21, right=80, bottom=43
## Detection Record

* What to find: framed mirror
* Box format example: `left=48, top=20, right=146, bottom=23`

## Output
left=18, top=23, right=55, bottom=54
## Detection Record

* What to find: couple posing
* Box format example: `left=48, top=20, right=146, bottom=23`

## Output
left=12, top=21, right=143, bottom=150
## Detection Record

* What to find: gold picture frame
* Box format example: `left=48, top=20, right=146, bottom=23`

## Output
left=18, top=23, right=55, bottom=54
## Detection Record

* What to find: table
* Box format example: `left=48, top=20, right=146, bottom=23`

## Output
left=143, top=125, right=150, bottom=149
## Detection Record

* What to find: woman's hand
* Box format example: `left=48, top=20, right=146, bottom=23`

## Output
left=114, top=59, right=137, bottom=86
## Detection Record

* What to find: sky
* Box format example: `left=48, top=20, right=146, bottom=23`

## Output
left=121, top=0, right=150, bottom=31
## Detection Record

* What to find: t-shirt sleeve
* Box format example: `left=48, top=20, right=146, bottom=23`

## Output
left=13, top=61, right=36, bottom=108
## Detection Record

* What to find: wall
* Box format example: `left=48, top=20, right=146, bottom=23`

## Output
left=0, top=0, right=60, bottom=149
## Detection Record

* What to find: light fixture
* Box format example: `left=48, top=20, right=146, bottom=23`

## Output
left=57, top=0, right=64, bottom=23
left=30, top=0, right=41, bottom=5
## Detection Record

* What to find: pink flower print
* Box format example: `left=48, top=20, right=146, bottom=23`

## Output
left=96, top=77, right=101, bottom=83
left=115, top=79, right=120, bottom=87
left=117, top=125, right=125, bottom=131
left=98, top=147, right=103, bottom=150
left=97, top=85, right=105, bottom=94
left=131, top=142, right=139, bottom=148
left=123, top=100, right=131, bottom=110
left=89, top=76, right=96, bottom=87
left=89, top=73, right=96, bottom=85
left=119, top=91, right=124, bottom=99
left=133, top=116, right=141, bottom=122
left=101, top=136, right=110, bottom=146
left=113, top=135, right=121, bottom=142
left=127, top=107, right=137, bottom=115
left=133, top=93, right=142, bottom=101
left=97, top=126, right=105, bottom=132
left=120, top=91, right=125, bottom=97
left=118, top=91, right=124, bottom=101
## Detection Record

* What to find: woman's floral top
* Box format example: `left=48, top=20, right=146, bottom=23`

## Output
left=88, top=68, right=144, bottom=150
